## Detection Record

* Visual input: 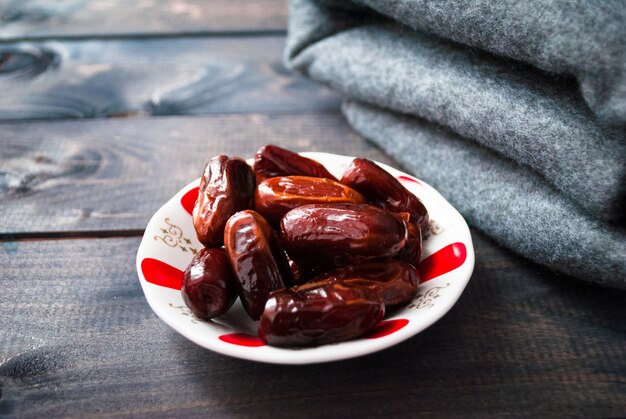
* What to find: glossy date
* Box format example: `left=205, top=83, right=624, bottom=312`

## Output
left=341, top=158, right=429, bottom=229
left=193, top=155, right=255, bottom=247
left=181, top=248, right=238, bottom=320
left=224, top=210, right=292, bottom=320
left=258, top=282, right=385, bottom=347
left=255, top=176, right=365, bottom=225
left=311, top=260, right=419, bottom=308
left=253, top=144, right=337, bottom=180
left=280, top=203, right=408, bottom=268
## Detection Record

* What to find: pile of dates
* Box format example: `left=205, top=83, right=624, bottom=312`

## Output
left=182, top=144, right=429, bottom=347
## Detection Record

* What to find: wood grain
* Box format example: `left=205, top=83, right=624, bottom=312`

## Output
left=1, top=234, right=624, bottom=417
left=0, top=36, right=340, bottom=121
left=0, top=113, right=394, bottom=236
left=0, top=0, right=287, bottom=40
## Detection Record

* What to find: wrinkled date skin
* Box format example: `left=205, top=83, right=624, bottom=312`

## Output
left=253, top=144, right=337, bottom=181
left=255, top=176, right=365, bottom=225
left=341, top=158, right=429, bottom=230
left=259, top=282, right=385, bottom=347
left=224, top=210, right=293, bottom=320
left=311, top=260, right=419, bottom=308
left=280, top=203, right=408, bottom=268
left=193, top=155, right=255, bottom=247
left=395, top=221, right=422, bottom=266
left=182, top=248, right=238, bottom=320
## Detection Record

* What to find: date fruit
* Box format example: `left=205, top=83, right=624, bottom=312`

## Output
left=253, top=144, right=337, bottom=180
left=341, top=158, right=429, bottom=229
left=224, top=210, right=292, bottom=320
left=311, top=260, right=419, bottom=308
left=193, top=155, right=255, bottom=247
left=258, top=282, right=385, bottom=347
left=255, top=176, right=365, bottom=225
left=280, top=203, right=408, bottom=268
left=181, top=248, right=238, bottom=320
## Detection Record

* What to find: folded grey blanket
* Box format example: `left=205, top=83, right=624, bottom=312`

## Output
left=286, top=0, right=626, bottom=287
left=339, top=0, right=626, bottom=126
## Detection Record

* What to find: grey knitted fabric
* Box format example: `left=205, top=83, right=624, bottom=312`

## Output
left=285, top=0, right=626, bottom=286
left=345, top=100, right=626, bottom=288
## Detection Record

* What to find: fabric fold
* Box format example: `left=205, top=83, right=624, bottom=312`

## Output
left=321, top=0, right=626, bottom=125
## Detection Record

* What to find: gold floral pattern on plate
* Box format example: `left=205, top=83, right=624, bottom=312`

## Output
left=423, top=218, right=445, bottom=241
left=407, top=283, right=450, bottom=310
left=169, top=303, right=200, bottom=324
left=154, top=217, right=198, bottom=254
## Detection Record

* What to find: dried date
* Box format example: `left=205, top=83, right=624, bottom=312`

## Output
left=253, top=144, right=337, bottom=180
left=224, top=210, right=292, bottom=320
left=280, top=203, right=408, bottom=268
left=255, top=176, right=365, bottom=225
left=341, top=158, right=429, bottom=229
left=193, top=155, right=255, bottom=247
left=181, top=248, right=238, bottom=320
left=259, top=282, right=385, bottom=347
left=310, top=260, right=419, bottom=308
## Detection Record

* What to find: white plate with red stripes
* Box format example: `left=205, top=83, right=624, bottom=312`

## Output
left=136, top=152, right=475, bottom=364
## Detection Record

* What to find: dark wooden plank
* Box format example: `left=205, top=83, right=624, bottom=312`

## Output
left=0, top=36, right=340, bottom=121
left=1, top=234, right=624, bottom=417
left=0, top=113, right=394, bottom=236
left=0, top=0, right=287, bottom=40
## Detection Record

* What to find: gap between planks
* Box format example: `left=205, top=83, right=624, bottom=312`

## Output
left=0, top=230, right=145, bottom=242
left=0, top=29, right=287, bottom=44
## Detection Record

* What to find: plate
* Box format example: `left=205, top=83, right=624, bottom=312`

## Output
left=136, top=152, right=475, bottom=364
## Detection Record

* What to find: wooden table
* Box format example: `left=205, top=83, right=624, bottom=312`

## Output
left=1, top=2, right=625, bottom=417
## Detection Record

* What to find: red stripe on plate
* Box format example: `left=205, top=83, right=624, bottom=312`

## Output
left=141, top=258, right=184, bottom=290
left=397, top=175, right=422, bottom=186
left=365, top=319, right=409, bottom=339
left=181, top=187, right=199, bottom=216
left=219, top=333, right=266, bottom=347
left=418, top=242, right=467, bottom=283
